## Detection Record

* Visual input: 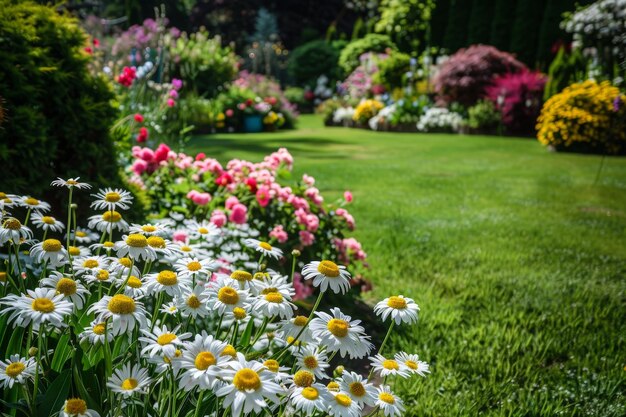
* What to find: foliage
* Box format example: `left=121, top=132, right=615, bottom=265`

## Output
left=339, top=34, right=398, bottom=74
left=416, top=107, right=465, bottom=132
left=353, top=99, right=385, bottom=124
left=509, top=0, right=546, bottom=65
left=467, top=100, right=501, bottom=130
left=485, top=71, right=547, bottom=135
left=536, top=80, right=626, bottom=153
left=442, top=0, right=472, bottom=52
left=489, top=0, right=518, bottom=51
left=375, top=0, right=436, bottom=53
left=391, top=96, right=432, bottom=125
left=433, top=44, right=527, bottom=106
left=0, top=0, right=122, bottom=210
left=287, top=40, right=341, bottom=87
left=467, top=0, right=495, bottom=45
left=170, top=29, right=238, bottom=98
left=339, top=53, right=389, bottom=99
left=543, top=47, right=588, bottom=100
left=373, top=51, right=412, bottom=91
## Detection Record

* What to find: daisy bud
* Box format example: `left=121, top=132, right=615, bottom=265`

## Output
left=258, top=263, right=267, bottom=271
left=71, top=203, right=78, bottom=210
left=292, top=249, right=301, bottom=257
left=334, top=365, right=345, bottom=377
left=28, top=347, right=38, bottom=357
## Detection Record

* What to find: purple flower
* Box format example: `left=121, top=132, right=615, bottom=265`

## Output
left=172, top=78, right=183, bottom=90
left=613, top=95, right=622, bottom=112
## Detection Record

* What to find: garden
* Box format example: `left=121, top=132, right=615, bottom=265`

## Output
left=0, top=0, right=625, bottom=416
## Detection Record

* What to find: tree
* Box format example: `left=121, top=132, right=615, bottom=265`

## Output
left=443, top=0, right=472, bottom=53
left=509, top=0, right=546, bottom=66
left=490, top=0, right=518, bottom=51
left=375, top=0, right=436, bottom=54
left=468, top=0, right=496, bottom=45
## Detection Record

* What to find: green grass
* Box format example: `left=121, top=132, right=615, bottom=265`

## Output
left=188, top=115, right=626, bottom=416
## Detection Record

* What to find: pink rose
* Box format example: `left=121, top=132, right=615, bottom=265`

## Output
left=299, top=230, right=315, bottom=247
left=167, top=98, right=176, bottom=107
left=172, top=230, right=188, bottom=243
left=256, top=185, right=271, bottom=207
left=344, top=191, right=353, bottom=203
left=210, top=209, right=227, bottom=228
left=225, top=196, right=239, bottom=210
left=306, top=214, right=319, bottom=233
left=154, top=144, right=171, bottom=163
left=229, top=203, right=248, bottom=224
left=132, top=160, right=148, bottom=175
left=269, top=225, right=288, bottom=243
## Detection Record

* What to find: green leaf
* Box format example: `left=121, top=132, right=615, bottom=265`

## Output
left=6, top=327, right=25, bottom=357
left=238, top=319, right=255, bottom=348
left=39, top=369, right=71, bottom=417
left=50, top=333, right=73, bottom=372
left=73, top=350, right=102, bottom=415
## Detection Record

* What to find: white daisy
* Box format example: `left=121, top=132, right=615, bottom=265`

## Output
left=31, top=213, right=65, bottom=233
left=0, top=217, right=33, bottom=246
left=1, top=288, right=72, bottom=328
left=369, top=354, right=410, bottom=378
left=0, top=193, right=19, bottom=209
left=160, top=301, right=179, bottom=316
left=374, top=295, right=419, bottom=325
left=108, top=257, right=140, bottom=279
left=144, top=269, right=192, bottom=297
left=261, top=359, right=291, bottom=383
left=295, top=346, right=330, bottom=379
left=59, top=398, right=100, bottom=417
left=302, top=260, right=351, bottom=294
left=67, top=245, right=91, bottom=258
left=0, top=354, right=36, bottom=389
left=253, top=288, right=296, bottom=320
left=174, top=257, right=216, bottom=280
left=87, top=211, right=129, bottom=233
left=91, top=188, right=133, bottom=211
left=207, top=276, right=250, bottom=314
left=375, top=385, right=405, bottom=417
left=394, top=352, right=430, bottom=377
left=72, top=255, right=109, bottom=276
left=79, top=321, right=113, bottom=346
left=244, top=238, right=284, bottom=260
left=51, top=177, right=92, bottom=190
left=89, top=240, right=116, bottom=254
left=250, top=273, right=294, bottom=297
left=69, top=229, right=99, bottom=244
left=277, top=315, right=316, bottom=344
left=327, top=391, right=362, bottom=417
left=175, top=333, right=230, bottom=391
left=139, top=324, right=192, bottom=358
left=107, top=363, right=151, bottom=397
left=128, top=222, right=170, bottom=236
left=88, top=294, right=148, bottom=335
left=122, top=274, right=146, bottom=298
left=290, top=383, right=332, bottom=414
left=169, top=241, right=209, bottom=261
left=19, top=196, right=51, bottom=212
left=340, top=371, right=377, bottom=406
left=145, top=235, right=180, bottom=258
left=176, top=285, right=211, bottom=318
left=115, top=234, right=157, bottom=262
left=309, top=308, right=373, bottom=359
left=184, top=219, right=219, bottom=241
left=40, top=271, right=90, bottom=310
left=83, top=268, right=115, bottom=286
left=215, top=352, right=284, bottom=417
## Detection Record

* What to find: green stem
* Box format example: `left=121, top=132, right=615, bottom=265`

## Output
left=194, top=390, right=205, bottom=417
left=249, top=317, right=269, bottom=347
left=66, top=188, right=73, bottom=255
left=23, top=208, right=32, bottom=227
left=273, top=291, right=324, bottom=360
left=32, top=323, right=45, bottom=414
left=368, top=321, right=395, bottom=381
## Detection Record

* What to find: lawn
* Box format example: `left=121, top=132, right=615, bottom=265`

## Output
left=187, top=114, right=626, bottom=416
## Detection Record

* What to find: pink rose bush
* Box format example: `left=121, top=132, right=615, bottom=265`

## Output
left=129, top=145, right=369, bottom=297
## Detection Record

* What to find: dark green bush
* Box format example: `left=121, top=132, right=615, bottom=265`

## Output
left=339, top=34, right=397, bottom=74
left=288, top=40, right=340, bottom=87
left=0, top=0, right=125, bottom=214
left=373, top=51, right=411, bottom=90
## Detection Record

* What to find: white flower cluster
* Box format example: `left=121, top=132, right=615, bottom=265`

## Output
left=0, top=178, right=430, bottom=417
left=369, top=104, right=397, bottom=131
left=333, top=107, right=356, bottom=124
left=416, top=107, right=465, bottom=132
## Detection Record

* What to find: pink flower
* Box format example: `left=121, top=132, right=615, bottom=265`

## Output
left=172, top=78, right=183, bottom=90
left=210, top=209, right=227, bottom=228
left=302, top=174, right=315, bottom=187
left=225, top=109, right=234, bottom=117
left=269, top=225, right=288, bottom=243
left=216, top=173, right=233, bottom=187
left=299, top=230, right=315, bottom=247
left=225, top=196, right=239, bottom=210
left=172, top=230, right=188, bottom=243
left=293, top=272, right=313, bottom=300
left=246, top=177, right=258, bottom=193
left=169, top=89, right=179, bottom=99
left=305, top=214, right=319, bottom=232
left=154, top=144, right=171, bottom=163
left=256, top=185, right=271, bottom=207
left=229, top=203, right=248, bottom=225
left=344, top=191, right=353, bottom=203
left=132, top=160, right=148, bottom=175
left=139, top=148, right=154, bottom=162
left=167, top=98, right=176, bottom=107
left=137, top=127, right=149, bottom=143
left=187, top=190, right=211, bottom=206
left=195, top=152, right=206, bottom=161
left=134, top=113, right=144, bottom=123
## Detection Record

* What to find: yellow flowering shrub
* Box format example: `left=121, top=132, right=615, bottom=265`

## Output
left=353, top=99, right=384, bottom=124
left=536, top=80, right=626, bottom=154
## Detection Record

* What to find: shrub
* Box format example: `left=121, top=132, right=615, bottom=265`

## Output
left=353, top=99, right=385, bottom=124
left=485, top=71, right=546, bottom=135
left=417, top=107, right=465, bottom=132
left=339, top=34, right=398, bottom=74
left=0, top=0, right=122, bottom=211
left=433, top=44, right=526, bottom=106
left=288, top=40, right=341, bottom=87
left=339, top=52, right=389, bottom=99
left=467, top=100, right=501, bottom=130
left=536, top=80, right=626, bottom=154
left=375, top=0, right=436, bottom=53
left=374, top=51, right=412, bottom=91
left=543, top=47, right=588, bottom=100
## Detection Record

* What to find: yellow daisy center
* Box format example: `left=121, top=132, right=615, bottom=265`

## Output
left=42, top=239, right=62, bottom=252
left=104, top=192, right=121, bottom=203
left=76, top=231, right=87, bottom=237
left=56, top=278, right=77, bottom=296
left=157, top=270, right=178, bottom=286
left=233, top=307, right=247, bottom=320
left=335, top=393, right=352, bottom=407
left=303, top=355, right=318, bottom=369
left=41, top=216, right=55, bottom=225
left=126, top=234, right=147, bottom=248
left=327, top=318, right=349, bottom=337
left=97, top=270, right=110, bottom=281
left=405, top=360, right=418, bottom=370
left=231, top=270, right=252, bottom=281
left=32, top=297, right=55, bottom=313
left=181, top=245, right=192, bottom=252
left=327, top=381, right=340, bottom=392
left=68, top=246, right=81, bottom=256
left=108, top=294, right=136, bottom=314
left=0, top=192, right=5, bottom=199
left=187, top=261, right=202, bottom=271
left=198, top=227, right=209, bottom=234
left=294, top=315, right=308, bottom=326
left=6, top=362, right=25, bottom=378
left=93, top=323, right=106, bottom=335
left=102, top=211, right=122, bottom=223
left=194, top=351, right=216, bottom=370
left=264, top=291, right=283, bottom=303
left=387, top=296, right=407, bottom=309
left=383, top=359, right=399, bottom=370
left=233, top=368, right=261, bottom=391
left=263, top=359, right=280, bottom=373
left=64, top=398, right=87, bottom=414
left=259, top=241, right=272, bottom=251
left=349, top=382, right=365, bottom=397
left=0, top=272, right=6, bottom=282
left=302, top=387, right=319, bottom=400
left=83, top=259, right=99, bottom=268
left=127, top=276, right=142, bottom=288
left=66, top=180, right=78, bottom=185
left=379, top=392, right=395, bottom=404
left=141, top=225, right=156, bottom=233
left=254, top=272, right=268, bottom=281
left=157, top=333, right=177, bottom=346
left=147, top=236, right=165, bottom=249
left=221, top=345, right=236, bottom=357
left=317, top=260, right=340, bottom=277
left=286, top=336, right=302, bottom=346
left=3, top=218, right=21, bottom=230
left=293, top=370, right=314, bottom=387
left=261, top=287, right=278, bottom=294
left=186, top=295, right=201, bottom=309
left=218, top=287, right=239, bottom=305
left=119, top=257, right=132, bottom=268
left=25, top=197, right=40, bottom=206
left=121, top=378, right=138, bottom=391
left=103, top=241, right=115, bottom=248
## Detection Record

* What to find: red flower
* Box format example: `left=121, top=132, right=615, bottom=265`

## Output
left=84, top=47, right=93, bottom=55
left=195, top=152, right=206, bottom=161
left=245, top=98, right=253, bottom=106
left=93, top=38, right=100, bottom=48
left=215, top=173, right=233, bottom=187
left=246, top=177, right=258, bottom=193
left=154, top=143, right=171, bottom=163
left=137, top=127, right=149, bottom=143
left=134, top=113, right=144, bottom=123
left=304, top=90, right=315, bottom=101
left=118, top=66, right=137, bottom=87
